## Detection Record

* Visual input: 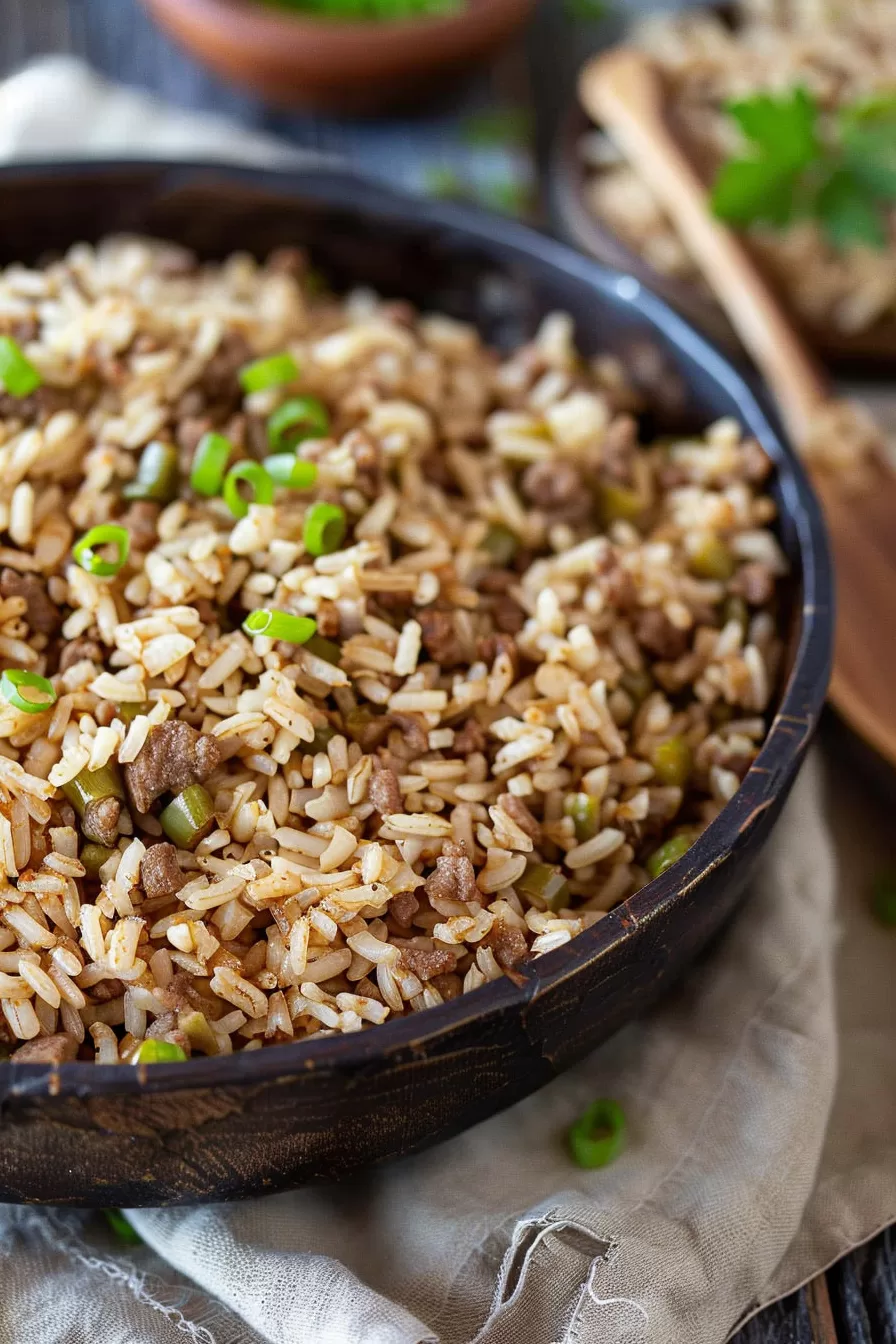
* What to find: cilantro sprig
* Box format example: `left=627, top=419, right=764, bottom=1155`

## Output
left=710, top=88, right=896, bottom=251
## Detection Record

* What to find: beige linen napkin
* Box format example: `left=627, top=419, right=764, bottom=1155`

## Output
left=0, top=57, right=893, bottom=1344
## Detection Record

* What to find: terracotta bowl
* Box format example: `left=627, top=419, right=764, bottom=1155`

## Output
left=0, top=161, right=832, bottom=1207
left=551, top=98, right=896, bottom=375
left=142, top=0, right=536, bottom=115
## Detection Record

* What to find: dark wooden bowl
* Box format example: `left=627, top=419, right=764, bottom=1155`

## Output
left=551, top=99, right=896, bottom=376
left=0, top=162, right=833, bottom=1207
left=141, top=0, right=536, bottom=115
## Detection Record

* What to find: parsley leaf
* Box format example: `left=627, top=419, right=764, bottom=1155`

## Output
left=711, top=87, right=895, bottom=252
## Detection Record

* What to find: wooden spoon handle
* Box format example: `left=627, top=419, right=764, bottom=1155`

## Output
left=578, top=48, right=829, bottom=447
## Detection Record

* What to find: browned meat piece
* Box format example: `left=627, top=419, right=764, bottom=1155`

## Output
left=368, top=766, right=402, bottom=817
left=315, top=600, right=341, bottom=640
left=345, top=430, right=381, bottom=497
left=0, top=568, right=61, bottom=635
left=741, top=438, right=772, bottom=483
left=145, top=1012, right=190, bottom=1056
left=90, top=978, right=126, bottom=1004
left=11, top=1032, right=78, bottom=1064
left=266, top=246, right=307, bottom=277
left=379, top=300, right=416, bottom=328
left=201, top=332, right=252, bottom=404
left=58, top=639, right=104, bottom=674
left=492, top=594, right=526, bottom=635
left=400, top=946, right=458, bottom=981
left=388, top=713, right=429, bottom=756
left=124, top=720, right=222, bottom=814
left=497, top=793, right=540, bottom=841
left=521, top=459, right=582, bottom=511
left=420, top=449, right=454, bottom=492
left=176, top=414, right=213, bottom=455
left=418, top=608, right=465, bottom=667
left=430, top=972, right=463, bottom=1001
left=453, top=718, right=486, bottom=755
left=424, top=848, right=478, bottom=905
left=154, top=246, right=198, bottom=278
left=478, top=570, right=515, bottom=595
left=487, top=920, right=530, bottom=971
left=601, top=414, right=639, bottom=484
left=476, top=632, right=519, bottom=671
left=595, top=547, right=637, bottom=611
left=120, top=500, right=160, bottom=553
left=635, top=609, right=689, bottom=660
left=82, top=797, right=121, bottom=847
left=141, top=842, right=187, bottom=902
left=390, top=891, right=420, bottom=928
left=153, top=972, right=207, bottom=1015
left=0, top=385, right=67, bottom=425
left=730, top=562, right=775, bottom=607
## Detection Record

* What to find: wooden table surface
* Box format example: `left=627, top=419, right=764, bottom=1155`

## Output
left=0, top=3, right=894, bottom=1342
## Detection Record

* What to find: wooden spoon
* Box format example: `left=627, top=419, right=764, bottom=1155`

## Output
left=580, top=47, right=896, bottom=767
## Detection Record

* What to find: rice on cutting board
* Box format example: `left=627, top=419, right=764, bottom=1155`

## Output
left=0, top=236, right=784, bottom=1063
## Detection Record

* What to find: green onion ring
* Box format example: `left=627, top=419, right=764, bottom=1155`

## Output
left=264, top=454, right=319, bottom=489
left=0, top=668, right=57, bottom=715
left=222, top=461, right=274, bottom=519
left=242, top=609, right=317, bottom=644
left=0, top=335, right=41, bottom=398
left=190, top=431, right=232, bottom=497
left=132, top=1038, right=188, bottom=1065
left=239, top=351, right=299, bottom=394
left=73, top=524, right=130, bottom=578
left=303, top=501, right=346, bottom=556
left=266, top=396, right=329, bottom=452
left=568, top=1099, right=626, bottom=1169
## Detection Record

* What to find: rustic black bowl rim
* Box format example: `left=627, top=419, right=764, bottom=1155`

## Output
left=0, top=159, right=833, bottom=1101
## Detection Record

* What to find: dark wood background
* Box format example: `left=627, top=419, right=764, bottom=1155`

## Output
left=0, top=3, right=893, bottom=1341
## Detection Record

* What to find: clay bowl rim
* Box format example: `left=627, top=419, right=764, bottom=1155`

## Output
left=0, top=160, right=833, bottom=1102
left=143, top=0, right=531, bottom=50
left=550, top=95, right=896, bottom=373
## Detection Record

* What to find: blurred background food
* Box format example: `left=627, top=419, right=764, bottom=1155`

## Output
left=142, top=0, right=537, bottom=113
left=577, top=0, right=896, bottom=355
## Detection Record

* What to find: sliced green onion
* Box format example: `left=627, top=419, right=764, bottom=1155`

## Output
left=222, top=461, right=274, bottom=519
left=242, top=609, right=317, bottom=644
left=117, top=701, right=149, bottom=725
left=600, top=482, right=643, bottom=525
left=568, top=1099, right=626, bottom=1169
left=132, top=1038, right=188, bottom=1065
left=264, top=453, right=319, bottom=489
left=103, top=1209, right=142, bottom=1244
left=81, top=843, right=117, bottom=877
left=482, top=523, right=518, bottom=567
left=303, top=632, right=341, bottom=664
left=0, top=335, right=41, bottom=398
left=564, top=792, right=600, bottom=843
left=652, top=735, right=692, bottom=788
left=646, top=832, right=693, bottom=879
left=0, top=669, right=57, bottom=715
left=517, top=862, right=570, bottom=913
left=190, top=431, right=231, bottom=497
left=267, top=396, right=329, bottom=452
left=239, top=351, right=299, bottom=394
left=73, top=524, right=130, bottom=578
left=303, top=502, right=346, bottom=556
left=310, top=723, right=337, bottom=753
left=688, top=533, right=735, bottom=581
left=159, top=784, right=215, bottom=850
left=122, top=441, right=179, bottom=504
left=619, top=668, right=654, bottom=706
left=62, top=764, right=125, bottom=817
left=871, top=870, right=896, bottom=927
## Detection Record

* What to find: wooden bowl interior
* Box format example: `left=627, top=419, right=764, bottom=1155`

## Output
left=0, top=162, right=833, bottom=1205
